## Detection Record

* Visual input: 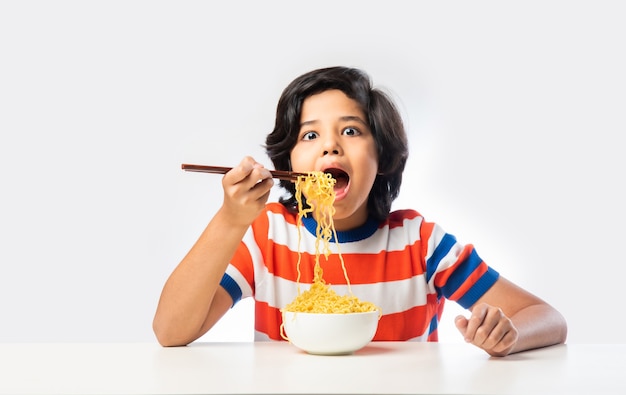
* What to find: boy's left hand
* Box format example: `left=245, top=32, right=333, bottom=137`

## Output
left=455, top=303, right=519, bottom=357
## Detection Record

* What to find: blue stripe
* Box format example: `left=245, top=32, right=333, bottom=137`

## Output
left=426, top=233, right=457, bottom=283
left=219, top=273, right=242, bottom=307
left=439, top=249, right=484, bottom=299
left=456, top=267, right=500, bottom=309
left=428, top=313, right=439, bottom=336
left=302, top=215, right=379, bottom=243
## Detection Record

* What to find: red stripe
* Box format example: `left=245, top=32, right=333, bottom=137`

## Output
left=387, top=209, right=422, bottom=229
left=255, top=300, right=286, bottom=341
left=449, top=263, right=488, bottom=301
left=265, top=242, right=427, bottom=285
left=231, top=243, right=254, bottom=291
left=419, top=219, right=436, bottom=245
left=264, top=241, right=309, bottom=282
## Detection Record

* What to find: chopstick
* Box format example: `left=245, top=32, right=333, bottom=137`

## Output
left=181, top=164, right=307, bottom=181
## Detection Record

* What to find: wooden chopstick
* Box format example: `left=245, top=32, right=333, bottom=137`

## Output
left=181, top=164, right=306, bottom=181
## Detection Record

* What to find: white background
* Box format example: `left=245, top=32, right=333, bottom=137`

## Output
left=1, top=1, right=624, bottom=344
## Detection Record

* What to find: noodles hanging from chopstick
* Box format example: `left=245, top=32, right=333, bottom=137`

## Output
left=282, top=171, right=381, bottom=315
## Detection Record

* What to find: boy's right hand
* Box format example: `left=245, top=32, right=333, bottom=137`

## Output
left=219, top=156, right=274, bottom=227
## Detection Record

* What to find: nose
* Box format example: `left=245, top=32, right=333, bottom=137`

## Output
left=322, top=135, right=341, bottom=156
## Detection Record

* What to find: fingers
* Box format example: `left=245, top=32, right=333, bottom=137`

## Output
left=461, top=303, right=490, bottom=343
left=454, top=315, right=468, bottom=334
left=219, top=157, right=274, bottom=227
left=226, top=157, right=272, bottom=185
left=238, top=160, right=274, bottom=203
left=458, top=303, right=519, bottom=357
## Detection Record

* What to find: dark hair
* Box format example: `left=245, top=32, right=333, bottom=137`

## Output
left=265, top=66, right=409, bottom=222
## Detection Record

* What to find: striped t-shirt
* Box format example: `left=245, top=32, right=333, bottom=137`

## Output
left=220, top=202, right=499, bottom=341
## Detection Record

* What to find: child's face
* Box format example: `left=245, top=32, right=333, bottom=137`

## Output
left=290, top=89, right=378, bottom=230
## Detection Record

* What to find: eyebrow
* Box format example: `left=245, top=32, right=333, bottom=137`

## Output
left=300, top=115, right=368, bottom=128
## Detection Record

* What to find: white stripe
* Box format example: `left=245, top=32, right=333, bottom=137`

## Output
left=424, top=222, right=462, bottom=267
left=225, top=265, right=253, bottom=299
left=266, top=210, right=424, bottom=254
left=254, top=268, right=435, bottom=316
left=437, top=243, right=464, bottom=271
left=225, top=226, right=257, bottom=299
left=405, top=333, right=429, bottom=342
left=252, top=263, right=299, bottom=308
left=423, top=222, right=466, bottom=290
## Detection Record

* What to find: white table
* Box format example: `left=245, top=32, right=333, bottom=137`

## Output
left=0, top=342, right=623, bottom=394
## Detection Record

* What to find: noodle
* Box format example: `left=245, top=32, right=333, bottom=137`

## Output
left=281, top=171, right=381, bottom=315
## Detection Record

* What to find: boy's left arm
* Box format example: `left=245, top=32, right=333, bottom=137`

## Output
left=455, top=276, right=568, bottom=357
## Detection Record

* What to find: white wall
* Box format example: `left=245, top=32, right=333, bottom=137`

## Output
left=1, top=0, right=624, bottom=344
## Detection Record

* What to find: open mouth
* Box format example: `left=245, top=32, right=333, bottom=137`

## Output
left=323, top=168, right=350, bottom=192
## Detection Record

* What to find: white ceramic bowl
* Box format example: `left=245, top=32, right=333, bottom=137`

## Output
left=282, top=311, right=379, bottom=355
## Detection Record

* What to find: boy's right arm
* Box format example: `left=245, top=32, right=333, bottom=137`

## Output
left=152, top=157, right=274, bottom=346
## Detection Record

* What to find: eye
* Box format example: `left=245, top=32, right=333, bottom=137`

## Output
left=301, top=131, right=318, bottom=141
left=342, top=127, right=361, bottom=136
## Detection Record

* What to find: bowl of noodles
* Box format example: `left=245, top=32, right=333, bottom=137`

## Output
left=282, top=310, right=379, bottom=355
left=280, top=171, right=381, bottom=355
left=281, top=280, right=381, bottom=355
